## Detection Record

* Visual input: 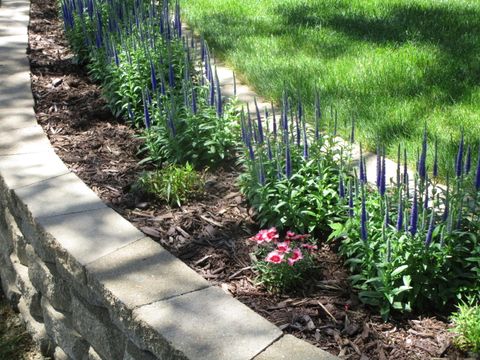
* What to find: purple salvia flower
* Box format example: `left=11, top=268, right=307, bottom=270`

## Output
left=396, top=144, right=401, bottom=187
left=396, top=188, right=404, bottom=232
left=191, top=88, right=197, bottom=114
left=443, top=173, right=450, bottom=221
left=267, top=137, right=273, bottom=161
left=295, top=115, right=301, bottom=148
left=215, top=68, right=223, bottom=117
left=455, top=129, right=464, bottom=178
left=338, top=175, right=345, bottom=198
left=359, top=144, right=366, bottom=184
left=254, top=98, right=264, bottom=144
left=142, top=95, right=151, bottom=129
left=247, top=140, right=255, bottom=161
left=314, top=89, right=321, bottom=141
left=409, top=183, right=418, bottom=236
left=403, top=148, right=408, bottom=185
left=465, top=145, right=472, bottom=174
left=376, top=147, right=382, bottom=189
left=114, top=47, right=120, bottom=66
left=433, top=137, right=438, bottom=178
left=168, top=62, right=175, bottom=88
left=240, top=111, right=247, bottom=144
left=380, top=149, right=386, bottom=197
left=285, top=141, right=292, bottom=179
left=475, top=145, right=480, bottom=190
left=302, top=116, right=308, bottom=160
left=150, top=62, right=157, bottom=92
left=271, top=104, right=277, bottom=141
left=425, top=213, right=435, bottom=247
left=209, top=82, right=215, bottom=107
left=348, top=180, right=354, bottom=217
left=360, top=186, right=368, bottom=242
left=424, top=174, right=429, bottom=209
left=418, top=125, right=427, bottom=179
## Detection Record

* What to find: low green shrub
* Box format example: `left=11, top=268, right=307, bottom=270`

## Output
left=450, top=298, right=480, bottom=355
left=133, top=163, right=205, bottom=207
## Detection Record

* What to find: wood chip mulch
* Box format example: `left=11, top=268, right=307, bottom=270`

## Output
left=26, top=0, right=471, bottom=358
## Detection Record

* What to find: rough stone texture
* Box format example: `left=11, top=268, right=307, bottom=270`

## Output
left=42, top=297, right=90, bottom=360
left=132, top=286, right=283, bottom=360
left=28, top=246, right=71, bottom=312
left=85, top=347, right=103, bottom=360
left=54, top=346, right=72, bottom=360
left=86, top=237, right=209, bottom=314
left=123, top=341, right=157, bottom=360
left=254, top=335, right=338, bottom=360
left=71, top=293, right=126, bottom=360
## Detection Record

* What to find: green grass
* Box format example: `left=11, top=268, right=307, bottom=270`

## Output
left=180, top=0, right=480, bottom=175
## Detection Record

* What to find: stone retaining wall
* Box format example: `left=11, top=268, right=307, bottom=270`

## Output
left=0, top=1, right=337, bottom=359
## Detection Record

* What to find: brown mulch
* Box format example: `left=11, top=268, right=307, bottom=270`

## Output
left=26, top=0, right=471, bottom=359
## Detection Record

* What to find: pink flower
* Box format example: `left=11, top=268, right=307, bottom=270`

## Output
left=301, top=243, right=318, bottom=252
left=250, top=227, right=279, bottom=244
left=265, top=250, right=284, bottom=264
left=288, top=248, right=304, bottom=266
left=276, top=241, right=291, bottom=253
left=285, top=230, right=310, bottom=241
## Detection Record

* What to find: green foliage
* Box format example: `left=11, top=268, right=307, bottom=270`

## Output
left=450, top=298, right=480, bottom=355
left=239, top=102, right=351, bottom=236
left=133, top=163, right=205, bottom=207
left=330, top=166, right=480, bottom=320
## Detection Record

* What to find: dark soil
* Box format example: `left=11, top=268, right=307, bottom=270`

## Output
left=27, top=0, right=470, bottom=359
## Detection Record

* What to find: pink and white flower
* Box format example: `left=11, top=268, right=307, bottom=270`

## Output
left=250, top=227, right=279, bottom=244
left=265, top=250, right=285, bottom=264
left=288, top=248, right=304, bottom=266
left=285, top=230, right=310, bottom=241
left=276, top=241, right=291, bottom=253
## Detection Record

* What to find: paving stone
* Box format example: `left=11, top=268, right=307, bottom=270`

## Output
left=14, top=172, right=106, bottom=219
left=86, top=237, right=209, bottom=317
left=38, top=207, right=145, bottom=266
left=0, top=125, right=52, bottom=155
left=123, top=341, right=156, bottom=360
left=0, top=105, right=37, bottom=131
left=254, top=335, right=338, bottom=360
left=132, top=286, right=282, bottom=360
left=0, top=150, right=70, bottom=189
left=71, top=294, right=125, bottom=360
left=42, top=297, right=90, bottom=360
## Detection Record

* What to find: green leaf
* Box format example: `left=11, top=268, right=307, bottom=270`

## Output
left=391, top=265, right=409, bottom=277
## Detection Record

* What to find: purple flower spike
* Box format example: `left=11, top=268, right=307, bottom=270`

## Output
left=303, top=119, right=309, bottom=160
left=396, top=144, right=401, bottom=187
left=380, top=149, right=386, bottom=197
left=419, top=126, right=427, bottom=179
left=348, top=181, right=354, bottom=217
left=215, top=68, right=223, bottom=117
left=254, top=98, right=264, bottom=144
left=403, top=148, right=408, bottom=185
left=409, top=185, right=418, bottom=237
left=359, top=144, right=366, bottom=184
left=475, top=145, right=480, bottom=191
left=433, top=138, right=439, bottom=178
left=424, top=174, right=429, bottom=209
left=338, top=175, right=345, bottom=198
left=376, top=147, right=382, bottom=189
left=360, top=186, right=368, bottom=242
left=455, top=129, right=464, bottom=178
left=314, top=89, right=321, bottom=141
left=425, top=213, right=435, bottom=247
left=150, top=62, right=157, bottom=92
left=272, top=104, right=277, bottom=141
left=142, top=96, right=151, bottom=129
left=285, top=142, right=292, bottom=179
left=396, top=189, right=404, bottom=232
left=465, top=145, right=472, bottom=174
left=267, top=138, right=273, bottom=161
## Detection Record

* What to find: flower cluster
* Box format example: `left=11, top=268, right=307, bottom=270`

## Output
left=250, top=227, right=317, bottom=266
left=249, top=227, right=318, bottom=292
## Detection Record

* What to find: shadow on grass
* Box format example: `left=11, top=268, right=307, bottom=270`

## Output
left=274, top=1, right=480, bottom=103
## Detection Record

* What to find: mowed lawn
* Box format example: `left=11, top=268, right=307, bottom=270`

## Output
left=181, top=0, right=480, bottom=175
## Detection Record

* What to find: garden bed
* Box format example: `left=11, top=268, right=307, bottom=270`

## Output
left=27, top=0, right=468, bottom=359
